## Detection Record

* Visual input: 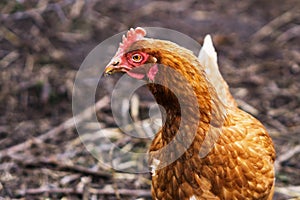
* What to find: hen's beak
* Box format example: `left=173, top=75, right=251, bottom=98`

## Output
left=104, top=59, right=122, bottom=76
left=104, top=65, right=117, bottom=76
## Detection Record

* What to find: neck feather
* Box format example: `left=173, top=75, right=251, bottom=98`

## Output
left=147, top=51, right=227, bottom=145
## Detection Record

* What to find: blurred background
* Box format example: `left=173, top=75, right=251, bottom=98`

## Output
left=0, top=0, right=299, bottom=199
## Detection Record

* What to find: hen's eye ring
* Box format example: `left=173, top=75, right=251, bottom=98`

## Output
left=131, top=54, right=143, bottom=62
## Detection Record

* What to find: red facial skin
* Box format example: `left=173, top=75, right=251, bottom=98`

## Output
left=126, top=51, right=149, bottom=66
left=123, top=51, right=157, bottom=81
left=105, top=50, right=158, bottom=81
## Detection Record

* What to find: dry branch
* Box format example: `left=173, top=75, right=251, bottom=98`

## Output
left=0, top=50, right=19, bottom=68
left=252, top=8, right=300, bottom=42
left=15, top=156, right=112, bottom=179
left=16, top=187, right=151, bottom=198
left=275, top=145, right=300, bottom=171
left=275, top=186, right=300, bottom=199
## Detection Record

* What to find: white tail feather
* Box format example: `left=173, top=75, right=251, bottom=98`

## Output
left=198, top=35, right=237, bottom=107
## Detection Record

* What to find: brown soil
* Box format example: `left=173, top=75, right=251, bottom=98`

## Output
left=0, top=0, right=299, bottom=199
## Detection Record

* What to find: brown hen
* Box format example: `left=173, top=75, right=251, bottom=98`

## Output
left=104, top=27, right=275, bottom=200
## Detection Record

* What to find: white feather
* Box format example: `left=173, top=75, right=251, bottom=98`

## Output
left=189, top=195, right=197, bottom=200
left=150, top=159, right=160, bottom=176
left=198, top=35, right=236, bottom=107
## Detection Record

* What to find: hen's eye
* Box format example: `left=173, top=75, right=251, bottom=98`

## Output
left=131, top=53, right=143, bottom=62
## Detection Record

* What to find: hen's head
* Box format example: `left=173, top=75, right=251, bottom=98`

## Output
left=104, top=27, right=156, bottom=81
left=104, top=27, right=199, bottom=82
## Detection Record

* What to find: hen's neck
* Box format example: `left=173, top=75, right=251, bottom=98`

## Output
left=147, top=55, right=227, bottom=145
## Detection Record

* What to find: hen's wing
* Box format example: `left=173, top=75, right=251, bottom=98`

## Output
left=207, top=108, right=275, bottom=199
left=198, top=35, right=237, bottom=107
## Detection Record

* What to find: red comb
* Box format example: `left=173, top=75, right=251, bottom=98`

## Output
left=117, top=27, right=146, bottom=54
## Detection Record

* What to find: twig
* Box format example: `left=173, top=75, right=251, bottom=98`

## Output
left=236, top=99, right=259, bottom=116
left=15, top=156, right=112, bottom=179
left=0, top=27, right=21, bottom=46
left=16, top=187, right=151, bottom=198
left=134, top=0, right=193, bottom=16
left=275, top=186, right=300, bottom=198
left=275, top=144, right=300, bottom=171
left=70, top=0, right=85, bottom=19
left=276, top=25, right=300, bottom=43
left=252, top=8, right=299, bottom=42
left=0, top=96, right=110, bottom=158
left=277, top=144, right=300, bottom=164
left=0, top=50, right=19, bottom=68
left=92, top=188, right=151, bottom=197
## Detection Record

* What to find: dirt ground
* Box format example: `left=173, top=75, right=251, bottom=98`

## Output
left=0, top=0, right=299, bottom=199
